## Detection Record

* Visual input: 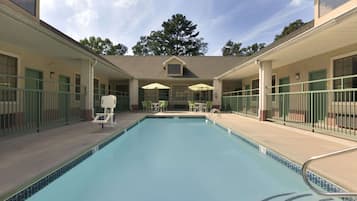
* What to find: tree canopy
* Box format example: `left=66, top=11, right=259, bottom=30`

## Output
left=222, top=40, right=243, bottom=56
left=132, top=14, right=208, bottom=56
left=240, top=43, right=266, bottom=56
left=274, top=19, right=306, bottom=41
left=222, top=40, right=265, bottom=56
left=80, top=36, right=128, bottom=55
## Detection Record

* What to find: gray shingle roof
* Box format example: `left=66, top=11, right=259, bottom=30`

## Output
left=105, top=56, right=248, bottom=79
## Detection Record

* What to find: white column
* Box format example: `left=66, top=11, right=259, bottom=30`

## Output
left=213, top=79, right=223, bottom=109
left=129, top=79, right=139, bottom=111
left=80, top=59, right=94, bottom=120
left=259, top=60, right=272, bottom=121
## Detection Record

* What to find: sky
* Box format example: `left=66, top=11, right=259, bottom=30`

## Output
left=40, top=0, right=314, bottom=56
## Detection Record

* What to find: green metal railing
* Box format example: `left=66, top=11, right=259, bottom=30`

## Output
left=222, top=88, right=259, bottom=117
left=0, top=87, right=86, bottom=135
left=94, top=90, right=129, bottom=113
left=267, top=75, right=357, bottom=138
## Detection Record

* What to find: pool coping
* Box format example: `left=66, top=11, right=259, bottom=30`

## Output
left=206, top=118, right=355, bottom=201
left=3, top=115, right=355, bottom=201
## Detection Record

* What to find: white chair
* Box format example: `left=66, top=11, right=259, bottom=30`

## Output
left=92, top=95, right=117, bottom=128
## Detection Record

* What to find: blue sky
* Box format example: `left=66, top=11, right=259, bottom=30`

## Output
left=40, top=0, right=313, bottom=55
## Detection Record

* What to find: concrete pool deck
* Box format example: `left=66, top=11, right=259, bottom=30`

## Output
left=0, top=112, right=356, bottom=199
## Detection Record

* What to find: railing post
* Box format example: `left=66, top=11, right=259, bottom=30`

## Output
left=311, top=92, right=314, bottom=131
left=283, top=94, right=286, bottom=123
left=37, top=90, right=41, bottom=133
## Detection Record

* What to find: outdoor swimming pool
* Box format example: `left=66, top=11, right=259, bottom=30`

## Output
left=22, top=118, right=334, bottom=201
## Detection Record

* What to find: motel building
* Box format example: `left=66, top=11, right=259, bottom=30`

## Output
left=0, top=0, right=357, bottom=142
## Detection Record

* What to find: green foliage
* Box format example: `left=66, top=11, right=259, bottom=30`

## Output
left=222, top=41, right=265, bottom=56
left=274, top=19, right=305, bottom=41
left=80, top=36, right=128, bottom=55
left=240, top=43, right=266, bottom=56
left=222, top=40, right=243, bottom=56
left=132, top=14, right=208, bottom=56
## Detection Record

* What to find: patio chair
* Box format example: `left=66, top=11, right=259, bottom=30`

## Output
left=142, top=101, right=150, bottom=112
left=92, top=95, right=117, bottom=128
left=188, top=101, right=196, bottom=112
left=159, top=100, right=168, bottom=112
left=205, top=101, right=213, bottom=112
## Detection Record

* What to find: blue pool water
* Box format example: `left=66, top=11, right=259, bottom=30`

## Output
left=28, top=118, right=324, bottom=201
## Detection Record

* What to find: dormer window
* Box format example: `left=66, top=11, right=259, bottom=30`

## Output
left=167, top=64, right=183, bottom=76
left=163, top=56, right=186, bottom=77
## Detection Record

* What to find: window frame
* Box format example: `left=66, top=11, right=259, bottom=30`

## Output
left=0, top=50, right=20, bottom=102
left=166, top=64, right=183, bottom=77
left=331, top=51, right=357, bottom=102
left=10, top=0, right=37, bottom=17
left=318, top=0, right=350, bottom=17
left=74, top=73, right=81, bottom=101
left=272, top=74, right=277, bottom=102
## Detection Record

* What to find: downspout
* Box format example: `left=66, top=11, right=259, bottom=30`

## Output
left=91, top=58, right=98, bottom=119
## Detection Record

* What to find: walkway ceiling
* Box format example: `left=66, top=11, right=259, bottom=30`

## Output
left=220, top=9, right=357, bottom=80
left=0, top=5, right=131, bottom=80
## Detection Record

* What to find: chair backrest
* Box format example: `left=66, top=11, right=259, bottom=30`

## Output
left=101, top=95, right=117, bottom=113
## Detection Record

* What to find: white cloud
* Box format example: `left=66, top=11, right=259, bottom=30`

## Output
left=290, top=0, right=305, bottom=7
left=67, top=9, right=98, bottom=28
left=40, top=0, right=55, bottom=10
left=234, top=2, right=311, bottom=45
left=113, top=0, right=139, bottom=8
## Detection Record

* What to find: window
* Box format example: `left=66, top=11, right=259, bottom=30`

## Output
left=333, top=54, right=357, bottom=101
left=75, top=74, right=80, bottom=101
left=159, top=89, right=169, bottom=101
left=272, top=75, right=276, bottom=101
left=100, top=84, right=106, bottom=95
left=10, top=0, right=37, bottom=16
left=167, top=64, right=182, bottom=76
left=94, top=79, right=99, bottom=102
left=319, top=0, right=350, bottom=17
left=0, top=53, right=18, bottom=101
left=251, top=79, right=259, bottom=101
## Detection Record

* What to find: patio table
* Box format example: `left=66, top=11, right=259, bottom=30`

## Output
left=151, top=102, right=160, bottom=112
left=194, top=103, right=207, bottom=112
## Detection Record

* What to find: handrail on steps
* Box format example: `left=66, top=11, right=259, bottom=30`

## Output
left=302, top=146, right=357, bottom=198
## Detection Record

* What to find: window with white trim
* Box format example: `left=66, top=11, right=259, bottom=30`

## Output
left=0, top=53, right=18, bottom=101
left=333, top=54, right=357, bottom=101
left=167, top=64, right=183, bottom=76
left=10, top=0, right=37, bottom=16
left=318, top=0, right=350, bottom=17
left=75, top=74, right=81, bottom=101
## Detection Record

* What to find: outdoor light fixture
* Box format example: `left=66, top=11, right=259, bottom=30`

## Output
left=295, top=73, right=301, bottom=80
left=50, top=72, right=55, bottom=79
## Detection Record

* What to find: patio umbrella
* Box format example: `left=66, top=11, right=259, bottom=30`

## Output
left=142, top=83, right=170, bottom=90
left=188, top=83, right=214, bottom=91
left=142, top=83, right=170, bottom=102
left=188, top=84, right=214, bottom=101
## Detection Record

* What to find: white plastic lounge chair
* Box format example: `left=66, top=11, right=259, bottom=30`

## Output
left=92, top=95, right=117, bottom=128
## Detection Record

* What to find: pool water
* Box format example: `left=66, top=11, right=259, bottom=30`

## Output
left=28, top=118, right=326, bottom=201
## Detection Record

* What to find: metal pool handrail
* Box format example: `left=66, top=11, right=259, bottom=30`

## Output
left=302, top=146, right=357, bottom=198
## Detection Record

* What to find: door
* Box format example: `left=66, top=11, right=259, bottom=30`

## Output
left=59, top=75, right=70, bottom=123
left=308, top=70, right=327, bottom=123
left=25, top=69, right=43, bottom=130
left=279, top=77, right=290, bottom=119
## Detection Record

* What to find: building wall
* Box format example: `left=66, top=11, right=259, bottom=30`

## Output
left=0, top=41, right=84, bottom=114
left=235, top=43, right=357, bottom=123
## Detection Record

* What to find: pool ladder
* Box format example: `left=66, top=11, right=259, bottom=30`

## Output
left=302, top=146, right=357, bottom=198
